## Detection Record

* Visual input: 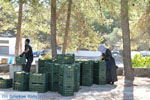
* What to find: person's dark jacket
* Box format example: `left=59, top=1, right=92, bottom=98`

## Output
left=102, top=49, right=118, bottom=82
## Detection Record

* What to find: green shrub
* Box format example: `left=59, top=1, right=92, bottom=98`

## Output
left=41, top=53, right=52, bottom=60
left=144, top=57, right=150, bottom=67
left=132, top=54, right=150, bottom=67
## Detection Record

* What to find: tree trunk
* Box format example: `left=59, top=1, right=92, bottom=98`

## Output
left=19, top=33, right=22, bottom=54
left=15, top=0, right=23, bottom=56
left=62, top=0, right=72, bottom=54
left=51, top=0, right=57, bottom=58
left=121, top=0, right=134, bottom=80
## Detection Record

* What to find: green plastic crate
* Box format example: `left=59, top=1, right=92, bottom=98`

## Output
left=49, top=63, right=60, bottom=91
left=81, top=61, right=93, bottom=69
left=29, top=73, right=48, bottom=84
left=50, top=81, right=59, bottom=92
left=16, top=56, right=26, bottom=65
left=29, top=83, right=48, bottom=93
left=47, top=72, right=59, bottom=91
left=13, top=82, right=29, bottom=91
left=59, top=76, right=74, bottom=86
left=74, top=63, right=80, bottom=92
left=59, top=90, right=74, bottom=96
left=0, top=79, right=12, bottom=88
left=59, top=64, right=74, bottom=76
left=99, top=61, right=106, bottom=71
left=93, top=76, right=106, bottom=85
left=53, top=63, right=59, bottom=73
left=58, top=85, right=74, bottom=96
left=81, top=77, right=93, bottom=86
left=93, top=61, right=106, bottom=85
left=38, top=59, right=45, bottom=67
left=38, top=63, right=57, bottom=91
left=40, top=63, right=60, bottom=91
left=56, top=54, right=75, bottom=64
left=14, top=71, right=29, bottom=83
left=59, top=64, right=74, bottom=85
left=93, top=60, right=100, bottom=70
left=38, top=63, right=54, bottom=73
left=80, top=61, right=93, bottom=86
left=58, top=64, right=75, bottom=96
left=82, top=69, right=93, bottom=74
left=38, top=59, right=53, bottom=68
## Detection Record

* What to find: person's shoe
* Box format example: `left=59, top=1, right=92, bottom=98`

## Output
left=111, top=82, right=114, bottom=85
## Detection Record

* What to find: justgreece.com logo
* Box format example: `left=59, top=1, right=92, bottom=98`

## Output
left=0, top=92, right=38, bottom=99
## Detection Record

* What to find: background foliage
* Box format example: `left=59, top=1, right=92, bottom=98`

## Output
left=132, top=54, right=150, bottom=67
left=0, top=0, right=150, bottom=52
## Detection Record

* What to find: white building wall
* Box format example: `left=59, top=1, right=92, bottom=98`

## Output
left=0, top=37, right=25, bottom=55
left=9, top=38, right=16, bottom=55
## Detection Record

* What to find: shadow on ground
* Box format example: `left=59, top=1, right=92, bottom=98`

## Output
left=123, top=78, right=134, bottom=100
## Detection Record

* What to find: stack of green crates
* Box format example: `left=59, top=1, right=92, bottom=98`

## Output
left=0, top=78, right=12, bottom=88
left=93, top=60, right=100, bottom=77
left=58, top=64, right=75, bottom=96
left=74, top=63, right=80, bottom=92
left=38, top=59, right=60, bottom=92
left=50, top=63, right=59, bottom=92
left=37, top=54, right=80, bottom=96
left=56, top=54, right=75, bottom=64
left=93, top=61, right=106, bottom=85
left=39, top=62, right=51, bottom=91
left=15, top=56, right=26, bottom=65
left=29, top=73, right=48, bottom=93
left=13, top=71, right=29, bottom=91
left=80, top=61, right=93, bottom=86
left=38, top=59, right=54, bottom=91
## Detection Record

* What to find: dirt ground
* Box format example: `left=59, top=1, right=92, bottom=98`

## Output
left=0, top=73, right=150, bottom=100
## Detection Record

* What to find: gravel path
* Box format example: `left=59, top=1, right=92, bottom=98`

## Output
left=0, top=74, right=150, bottom=100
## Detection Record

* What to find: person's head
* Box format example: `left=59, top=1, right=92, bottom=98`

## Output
left=25, top=39, right=30, bottom=45
left=98, top=44, right=107, bottom=54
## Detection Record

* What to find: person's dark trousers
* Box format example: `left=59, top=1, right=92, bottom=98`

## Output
left=23, top=58, right=33, bottom=72
left=106, top=69, right=111, bottom=84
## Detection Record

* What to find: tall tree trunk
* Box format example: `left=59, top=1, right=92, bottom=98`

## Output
left=62, top=0, right=72, bottom=54
left=51, top=0, right=57, bottom=58
left=19, top=33, right=22, bottom=54
left=121, top=0, right=134, bottom=80
left=15, top=0, right=23, bottom=56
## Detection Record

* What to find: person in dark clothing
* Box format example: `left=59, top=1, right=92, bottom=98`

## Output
left=20, top=39, right=33, bottom=72
left=98, top=45, right=118, bottom=85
